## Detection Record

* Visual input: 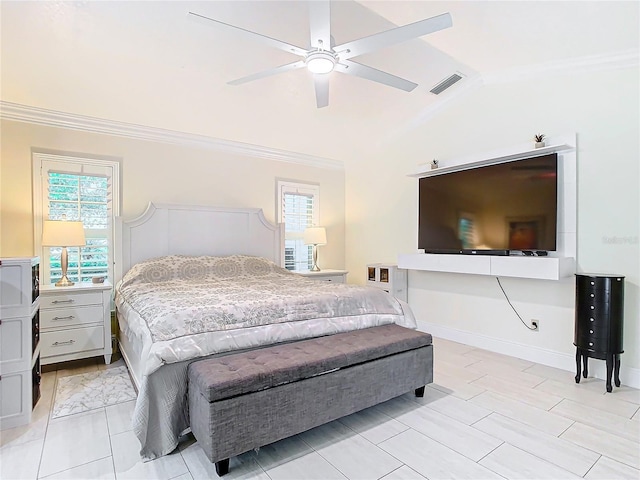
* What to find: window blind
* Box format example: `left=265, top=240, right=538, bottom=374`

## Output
left=34, top=154, right=119, bottom=285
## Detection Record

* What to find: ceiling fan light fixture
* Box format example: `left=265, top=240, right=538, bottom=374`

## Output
left=306, top=51, right=336, bottom=74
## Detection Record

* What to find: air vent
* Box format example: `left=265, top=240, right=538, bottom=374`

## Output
left=430, top=73, right=463, bottom=95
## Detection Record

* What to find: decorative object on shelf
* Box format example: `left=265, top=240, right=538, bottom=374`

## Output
left=534, top=133, right=546, bottom=148
left=303, top=226, right=327, bottom=272
left=42, top=220, right=86, bottom=287
left=430, top=159, right=439, bottom=170
left=92, top=276, right=106, bottom=284
left=574, top=273, right=624, bottom=393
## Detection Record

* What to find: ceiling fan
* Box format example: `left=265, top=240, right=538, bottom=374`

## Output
left=188, top=2, right=452, bottom=108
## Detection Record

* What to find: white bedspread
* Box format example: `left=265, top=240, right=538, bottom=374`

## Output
left=115, top=255, right=416, bottom=460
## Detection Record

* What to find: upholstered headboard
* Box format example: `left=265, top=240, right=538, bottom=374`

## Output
left=115, top=202, right=284, bottom=283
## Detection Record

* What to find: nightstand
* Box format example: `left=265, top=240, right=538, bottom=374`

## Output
left=367, top=264, right=408, bottom=302
left=39, top=282, right=112, bottom=365
left=294, top=269, right=348, bottom=283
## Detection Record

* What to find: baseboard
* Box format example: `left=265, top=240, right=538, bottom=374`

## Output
left=417, top=320, right=640, bottom=390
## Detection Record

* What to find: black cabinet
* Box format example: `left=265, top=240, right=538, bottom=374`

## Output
left=574, top=273, right=624, bottom=393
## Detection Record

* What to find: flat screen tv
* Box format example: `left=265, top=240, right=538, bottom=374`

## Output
left=418, top=154, right=558, bottom=255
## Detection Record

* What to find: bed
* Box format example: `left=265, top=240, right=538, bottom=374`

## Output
left=114, top=202, right=417, bottom=461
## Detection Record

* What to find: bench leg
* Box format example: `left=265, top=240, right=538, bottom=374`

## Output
left=415, top=386, right=425, bottom=398
left=215, top=459, right=229, bottom=477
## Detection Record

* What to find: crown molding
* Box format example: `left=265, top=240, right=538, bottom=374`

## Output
left=482, top=49, right=639, bottom=85
left=0, top=101, right=344, bottom=171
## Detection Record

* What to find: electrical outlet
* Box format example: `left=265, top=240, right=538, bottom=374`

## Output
left=531, top=320, right=539, bottom=331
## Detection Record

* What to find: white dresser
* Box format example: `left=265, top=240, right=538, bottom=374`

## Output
left=294, top=269, right=348, bottom=283
left=0, top=257, right=41, bottom=430
left=366, top=264, right=408, bottom=302
left=39, top=282, right=112, bottom=365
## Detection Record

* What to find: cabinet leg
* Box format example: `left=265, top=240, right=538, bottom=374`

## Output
left=104, top=354, right=112, bottom=365
left=605, top=355, right=613, bottom=393
left=574, top=348, right=581, bottom=383
left=614, top=354, right=621, bottom=388
left=582, top=353, right=588, bottom=378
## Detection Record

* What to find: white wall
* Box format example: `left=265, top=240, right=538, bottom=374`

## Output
left=345, top=67, right=640, bottom=383
left=0, top=120, right=346, bottom=270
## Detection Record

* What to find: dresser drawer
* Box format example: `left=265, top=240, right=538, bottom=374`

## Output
left=41, top=326, right=104, bottom=358
left=575, top=333, right=608, bottom=352
left=575, top=322, right=609, bottom=337
left=318, top=275, right=345, bottom=283
left=40, top=305, right=103, bottom=329
left=575, top=330, right=623, bottom=354
left=40, top=291, right=102, bottom=309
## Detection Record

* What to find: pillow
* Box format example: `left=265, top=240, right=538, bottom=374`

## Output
left=118, top=255, right=289, bottom=290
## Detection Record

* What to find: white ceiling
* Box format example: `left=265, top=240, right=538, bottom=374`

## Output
left=1, top=1, right=638, bottom=162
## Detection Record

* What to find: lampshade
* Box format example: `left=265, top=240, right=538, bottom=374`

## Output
left=42, top=220, right=86, bottom=247
left=303, top=227, right=327, bottom=246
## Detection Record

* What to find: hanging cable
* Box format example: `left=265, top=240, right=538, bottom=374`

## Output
left=496, top=276, right=537, bottom=330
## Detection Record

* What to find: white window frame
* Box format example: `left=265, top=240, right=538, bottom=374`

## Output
left=32, top=152, right=120, bottom=284
left=277, top=180, right=320, bottom=271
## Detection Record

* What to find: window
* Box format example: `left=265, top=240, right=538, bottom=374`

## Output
left=33, top=153, right=120, bottom=284
left=277, top=181, right=320, bottom=271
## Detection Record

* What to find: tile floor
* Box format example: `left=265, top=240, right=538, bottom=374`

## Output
left=1, top=337, right=639, bottom=480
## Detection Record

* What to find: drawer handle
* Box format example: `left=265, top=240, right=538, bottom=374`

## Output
left=590, top=281, right=595, bottom=285
left=589, top=342, right=594, bottom=346
left=590, top=330, right=593, bottom=334
left=52, top=299, right=75, bottom=304
left=590, top=318, right=594, bottom=322
left=52, top=340, right=75, bottom=347
left=52, top=315, right=75, bottom=321
left=590, top=294, right=595, bottom=298
left=590, top=306, right=594, bottom=310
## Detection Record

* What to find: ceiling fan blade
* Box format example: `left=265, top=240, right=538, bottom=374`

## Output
left=188, top=11, right=308, bottom=57
left=308, top=0, right=331, bottom=50
left=228, top=60, right=306, bottom=85
left=335, top=12, right=452, bottom=60
left=335, top=60, right=417, bottom=92
left=314, top=74, right=329, bottom=108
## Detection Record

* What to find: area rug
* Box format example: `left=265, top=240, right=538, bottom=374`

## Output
left=51, top=366, right=136, bottom=419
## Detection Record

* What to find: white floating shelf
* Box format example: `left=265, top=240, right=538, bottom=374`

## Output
left=398, top=253, right=575, bottom=281
left=411, top=143, right=575, bottom=178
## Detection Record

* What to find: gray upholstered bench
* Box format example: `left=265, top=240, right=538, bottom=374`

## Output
left=188, top=324, right=433, bottom=476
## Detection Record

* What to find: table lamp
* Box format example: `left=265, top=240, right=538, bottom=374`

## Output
left=42, top=220, right=86, bottom=286
left=303, top=226, right=327, bottom=272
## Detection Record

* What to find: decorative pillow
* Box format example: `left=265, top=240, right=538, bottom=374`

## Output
left=118, top=254, right=290, bottom=289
